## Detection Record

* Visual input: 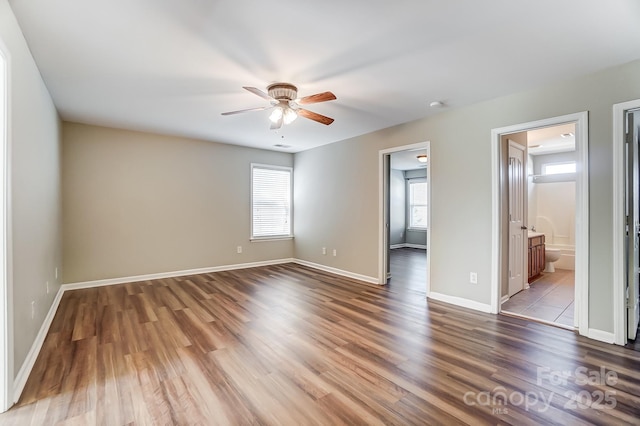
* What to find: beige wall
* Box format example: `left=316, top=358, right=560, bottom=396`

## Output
left=0, top=0, right=62, bottom=379
left=294, top=59, right=640, bottom=333
left=294, top=137, right=381, bottom=279
left=62, top=123, right=293, bottom=283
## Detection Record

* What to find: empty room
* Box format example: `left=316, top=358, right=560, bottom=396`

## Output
left=1, top=0, right=640, bottom=424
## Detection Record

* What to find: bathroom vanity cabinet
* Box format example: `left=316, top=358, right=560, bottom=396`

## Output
left=528, top=234, right=545, bottom=283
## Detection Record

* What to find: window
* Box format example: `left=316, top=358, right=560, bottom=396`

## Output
left=542, top=161, right=576, bottom=175
left=251, top=164, right=292, bottom=239
left=409, top=179, right=427, bottom=229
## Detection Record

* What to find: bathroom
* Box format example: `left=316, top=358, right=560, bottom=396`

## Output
left=502, top=123, right=576, bottom=327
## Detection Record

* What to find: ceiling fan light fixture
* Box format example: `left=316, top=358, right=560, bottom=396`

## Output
left=222, top=83, right=336, bottom=128
left=283, top=108, right=298, bottom=125
left=417, top=154, right=428, bottom=163
left=269, top=107, right=283, bottom=123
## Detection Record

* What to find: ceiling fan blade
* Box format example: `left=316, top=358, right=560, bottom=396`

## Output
left=298, top=109, right=334, bottom=125
left=297, top=91, right=336, bottom=105
left=243, top=86, right=274, bottom=101
left=221, top=106, right=269, bottom=116
left=270, top=116, right=283, bottom=130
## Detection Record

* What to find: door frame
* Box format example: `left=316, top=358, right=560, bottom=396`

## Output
left=613, top=99, right=640, bottom=345
left=0, top=41, right=12, bottom=413
left=490, top=112, right=589, bottom=337
left=378, top=141, right=431, bottom=293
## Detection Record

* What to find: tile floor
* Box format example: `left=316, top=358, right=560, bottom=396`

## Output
left=501, top=269, right=575, bottom=328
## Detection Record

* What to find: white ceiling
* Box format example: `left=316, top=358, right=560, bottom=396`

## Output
left=391, top=149, right=428, bottom=171
left=527, top=123, right=576, bottom=156
left=8, top=0, right=640, bottom=152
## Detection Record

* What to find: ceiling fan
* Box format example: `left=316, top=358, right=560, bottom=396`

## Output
left=221, top=83, right=336, bottom=130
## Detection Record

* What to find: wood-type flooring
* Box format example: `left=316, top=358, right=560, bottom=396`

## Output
left=387, top=248, right=427, bottom=295
left=1, top=262, right=639, bottom=425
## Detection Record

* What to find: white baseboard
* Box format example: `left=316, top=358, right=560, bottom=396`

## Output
left=390, top=243, right=427, bottom=250
left=13, top=287, right=64, bottom=403
left=293, top=259, right=379, bottom=285
left=62, top=258, right=296, bottom=291
left=405, top=244, right=427, bottom=249
left=587, top=328, right=616, bottom=344
left=500, top=294, right=510, bottom=304
left=428, top=291, right=492, bottom=313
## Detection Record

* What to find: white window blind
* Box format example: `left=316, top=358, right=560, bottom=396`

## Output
left=409, top=180, right=427, bottom=229
left=251, top=164, right=292, bottom=239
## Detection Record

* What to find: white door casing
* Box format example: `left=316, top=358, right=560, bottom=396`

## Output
left=508, top=141, right=526, bottom=297
left=0, top=41, right=11, bottom=413
left=614, top=101, right=640, bottom=345
left=627, top=110, right=640, bottom=340
left=384, top=153, right=391, bottom=282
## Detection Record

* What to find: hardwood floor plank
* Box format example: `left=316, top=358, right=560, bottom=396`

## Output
left=175, top=346, right=240, bottom=425
left=1, top=261, right=639, bottom=425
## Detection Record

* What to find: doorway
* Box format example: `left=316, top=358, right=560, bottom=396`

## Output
left=625, top=110, right=640, bottom=343
left=490, top=112, right=589, bottom=336
left=379, top=142, right=430, bottom=295
left=613, top=100, right=640, bottom=346
left=501, top=124, right=578, bottom=328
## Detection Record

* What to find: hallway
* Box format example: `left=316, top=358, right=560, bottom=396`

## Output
left=387, top=248, right=427, bottom=295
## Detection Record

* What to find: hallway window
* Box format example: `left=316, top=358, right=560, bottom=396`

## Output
left=409, top=179, right=427, bottom=229
left=251, top=164, right=292, bottom=239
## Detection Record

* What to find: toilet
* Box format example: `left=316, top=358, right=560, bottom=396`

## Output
left=544, top=248, right=562, bottom=273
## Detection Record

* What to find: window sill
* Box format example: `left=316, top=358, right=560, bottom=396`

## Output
left=250, top=236, right=294, bottom=242
left=532, top=173, right=576, bottom=184
left=407, top=228, right=427, bottom=232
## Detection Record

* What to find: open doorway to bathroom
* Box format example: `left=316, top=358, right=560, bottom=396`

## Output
left=491, top=112, right=588, bottom=335
left=501, top=123, right=577, bottom=328
left=379, top=142, right=430, bottom=296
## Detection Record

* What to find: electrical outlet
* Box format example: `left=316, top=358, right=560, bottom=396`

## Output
left=237, top=246, right=243, bottom=254
left=470, top=272, right=478, bottom=284
left=46, top=281, right=49, bottom=294
left=31, top=301, right=35, bottom=319
left=333, top=249, right=337, bottom=257
left=322, top=247, right=327, bottom=255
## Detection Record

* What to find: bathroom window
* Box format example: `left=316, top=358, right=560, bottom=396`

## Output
left=409, top=179, right=427, bottom=229
left=542, top=161, right=576, bottom=176
left=251, top=164, right=292, bottom=240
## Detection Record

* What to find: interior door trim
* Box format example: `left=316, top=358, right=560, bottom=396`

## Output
left=613, top=100, right=640, bottom=345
